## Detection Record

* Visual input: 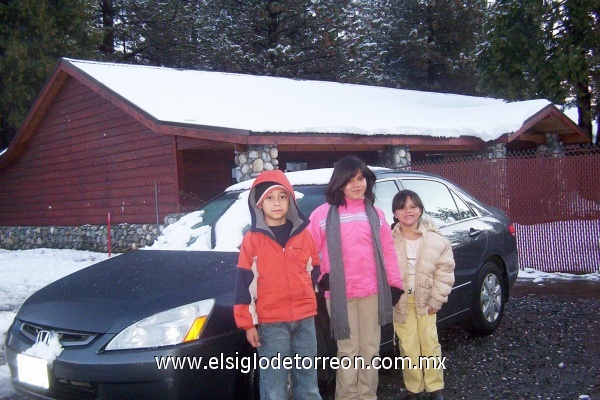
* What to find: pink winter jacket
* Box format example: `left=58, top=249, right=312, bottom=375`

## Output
left=308, top=197, right=403, bottom=299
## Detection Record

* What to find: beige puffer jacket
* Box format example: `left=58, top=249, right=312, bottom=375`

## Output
left=392, top=219, right=455, bottom=324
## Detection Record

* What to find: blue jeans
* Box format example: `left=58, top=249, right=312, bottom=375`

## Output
left=257, top=317, right=321, bottom=400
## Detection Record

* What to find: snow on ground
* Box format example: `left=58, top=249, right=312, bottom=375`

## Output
left=518, top=267, right=600, bottom=283
left=0, top=248, right=598, bottom=398
left=0, top=249, right=110, bottom=398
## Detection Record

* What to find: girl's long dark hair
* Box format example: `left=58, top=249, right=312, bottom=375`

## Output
left=326, top=155, right=376, bottom=206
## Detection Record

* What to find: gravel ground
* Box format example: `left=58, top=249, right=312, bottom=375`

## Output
left=3, top=280, right=599, bottom=400
left=369, top=280, right=600, bottom=400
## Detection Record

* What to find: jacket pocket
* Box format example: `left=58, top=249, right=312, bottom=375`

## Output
left=416, top=275, right=433, bottom=306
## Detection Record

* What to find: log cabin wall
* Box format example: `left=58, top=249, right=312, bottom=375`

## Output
left=0, top=77, right=180, bottom=226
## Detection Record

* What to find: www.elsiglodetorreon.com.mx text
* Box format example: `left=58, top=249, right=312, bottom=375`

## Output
left=155, top=353, right=446, bottom=373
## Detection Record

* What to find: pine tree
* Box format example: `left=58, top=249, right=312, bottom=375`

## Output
left=546, top=0, right=598, bottom=140
left=104, top=0, right=216, bottom=68
left=0, top=0, right=101, bottom=149
left=380, top=0, right=486, bottom=94
left=478, top=0, right=598, bottom=141
left=199, top=0, right=350, bottom=81
left=477, top=0, right=553, bottom=99
left=336, top=0, right=391, bottom=85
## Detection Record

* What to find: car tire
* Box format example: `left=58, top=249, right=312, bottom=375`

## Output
left=468, top=261, right=506, bottom=335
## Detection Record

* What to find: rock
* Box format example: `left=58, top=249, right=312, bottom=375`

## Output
left=252, top=158, right=264, bottom=172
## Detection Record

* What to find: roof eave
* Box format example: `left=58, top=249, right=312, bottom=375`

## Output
left=507, top=104, right=590, bottom=144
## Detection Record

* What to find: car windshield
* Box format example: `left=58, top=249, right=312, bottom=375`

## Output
left=146, top=185, right=326, bottom=251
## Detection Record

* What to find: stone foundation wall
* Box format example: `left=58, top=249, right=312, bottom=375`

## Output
left=0, top=224, right=163, bottom=253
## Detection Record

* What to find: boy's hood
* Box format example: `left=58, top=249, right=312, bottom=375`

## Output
left=248, top=170, right=309, bottom=237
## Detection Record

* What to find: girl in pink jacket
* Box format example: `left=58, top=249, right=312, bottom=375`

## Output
left=308, top=155, right=404, bottom=400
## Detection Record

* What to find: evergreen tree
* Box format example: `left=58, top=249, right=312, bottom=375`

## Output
left=546, top=0, right=598, bottom=140
left=201, top=0, right=350, bottom=81
left=103, top=1, right=353, bottom=81
left=336, top=0, right=391, bottom=85
left=380, top=0, right=486, bottom=94
left=478, top=0, right=598, bottom=142
left=477, top=0, right=554, bottom=99
left=105, top=0, right=216, bottom=68
left=0, top=0, right=101, bottom=149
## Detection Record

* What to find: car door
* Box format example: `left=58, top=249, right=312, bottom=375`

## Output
left=372, top=178, right=403, bottom=351
left=397, top=178, right=488, bottom=321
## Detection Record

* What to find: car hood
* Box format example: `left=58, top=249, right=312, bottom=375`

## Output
left=16, top=250, right=239, bottom=334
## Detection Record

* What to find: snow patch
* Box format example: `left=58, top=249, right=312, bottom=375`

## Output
left=23, top=334, right=64, bottom=365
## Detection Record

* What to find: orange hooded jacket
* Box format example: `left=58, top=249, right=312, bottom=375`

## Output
left=233, top=170, right=320, bottom=330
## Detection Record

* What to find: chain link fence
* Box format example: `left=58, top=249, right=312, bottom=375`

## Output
left=407, top=144, right=600, bottom=273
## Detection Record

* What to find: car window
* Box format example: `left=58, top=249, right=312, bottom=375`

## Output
left=211, top=185, right=326, bottom=251
left=399, top=179, right=470, bottom=227
left=450, top=190, right=476, bottom=220
left=295, top=185, right=327, bottom=217
left=374, top=179, right=400, bottom=225
left=191, top=193, right=240, bottom=230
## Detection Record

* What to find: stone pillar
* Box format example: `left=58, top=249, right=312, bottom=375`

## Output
left=536, top=132, right=564, bottom=156
left=379, top=145, right=411, bottom=168
left=484, top=143, right=507, bottom=159
left=234, top=144, right=279, bottom=182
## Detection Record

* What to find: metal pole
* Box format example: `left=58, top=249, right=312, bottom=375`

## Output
left=107, top=212, right=112, bottom=257
left=155, top=180, right=160, bottom=234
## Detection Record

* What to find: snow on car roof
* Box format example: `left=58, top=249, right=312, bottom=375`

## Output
left=149, top=167, right=396, bottom=252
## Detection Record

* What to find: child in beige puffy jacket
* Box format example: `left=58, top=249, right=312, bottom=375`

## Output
left=391, top=190, right=455, bottom=400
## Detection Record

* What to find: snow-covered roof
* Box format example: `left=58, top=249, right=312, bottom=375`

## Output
left=66, top=58, right=554, bottom=142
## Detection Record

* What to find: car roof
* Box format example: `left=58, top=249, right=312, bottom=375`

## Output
left=225, top=167, right=449, bottom=192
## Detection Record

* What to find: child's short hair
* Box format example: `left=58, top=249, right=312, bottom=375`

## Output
left=326, top=155, right=376, bottom=206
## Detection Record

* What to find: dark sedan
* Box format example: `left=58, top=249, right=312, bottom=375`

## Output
left=5, top=168, right=518, bottom=399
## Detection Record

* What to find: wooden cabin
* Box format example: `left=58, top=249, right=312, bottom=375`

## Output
left=0, top=58, right=589, bottom=227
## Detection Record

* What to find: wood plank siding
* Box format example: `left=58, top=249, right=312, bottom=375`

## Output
left=0, top=77, right=180, bottom=226
left=178, top=149, right=235, bottom=212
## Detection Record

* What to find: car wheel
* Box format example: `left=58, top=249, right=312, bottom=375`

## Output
left=468, top=261, right=505, bottom=335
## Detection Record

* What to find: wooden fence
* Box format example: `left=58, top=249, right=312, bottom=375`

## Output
left=409, top=145, right=600, bottom=274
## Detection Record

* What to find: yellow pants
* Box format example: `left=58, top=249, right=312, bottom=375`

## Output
left=393, top=295, right=444, bottom=394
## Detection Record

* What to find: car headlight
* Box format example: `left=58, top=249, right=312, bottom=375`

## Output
left=105, top=299, right=215, bottom=350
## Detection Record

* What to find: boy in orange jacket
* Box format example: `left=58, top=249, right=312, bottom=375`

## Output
left=234, top=170, right=322, bottom=400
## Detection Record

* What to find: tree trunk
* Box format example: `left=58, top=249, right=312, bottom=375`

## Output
left=575, top=80, right=593, bottom=142
left=100, top=0, right=115, bottom=54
